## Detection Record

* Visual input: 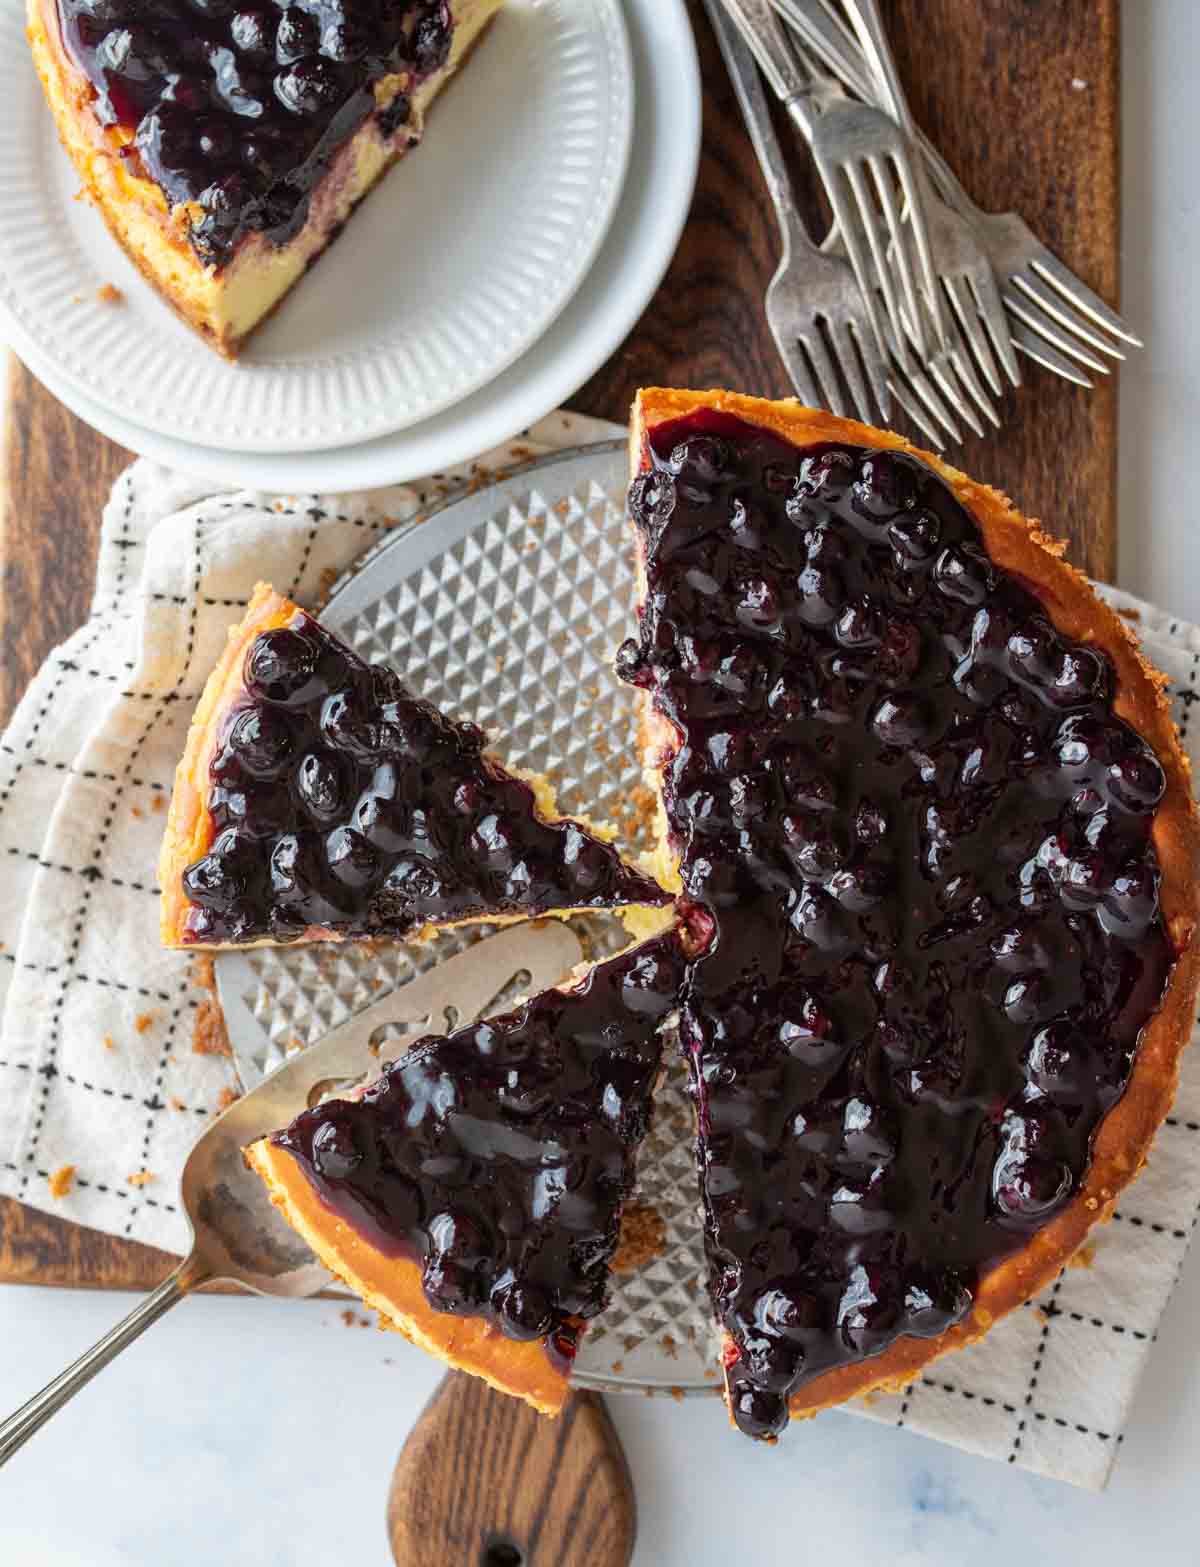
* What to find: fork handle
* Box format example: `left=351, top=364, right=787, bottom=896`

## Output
left=0, top=1252, right=210, bottom=1467
left=840, top=0, right=916, bottom=136
left=706, top=0, right=816, bottom=253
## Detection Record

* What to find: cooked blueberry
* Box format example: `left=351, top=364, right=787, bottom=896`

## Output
left=491, top=1279, right=554, bottom=1341
left=854, top=799, right=887, bottom=842
left=320, top=18, right=369, bottom=62
left=669, top=436, right=731, bottom=487
left=1108, top=746, right=1166, bottom=812
left=162, top=72, right=209, bottom=111
left=621, top=949, right=683, bottom=1016
left=560, top=824, right=613, bottom=893
left=796, top=564, right=844, bottom=626
left=274, top=57, right=344, bottom=115
left=410, top=1, right=452, bottom=72
left=377, top=91, right=412, bottom=137
left=851, top=452, right=920, bottom=521
left=274, top=9, right=317, bottom=62
left=870, top=691, right=928, bottom=747
left=933, top=543, right=996, bottom=605
left=736, top=575, right=780, bottom=630
left=135, top=104, right=195, bottom=169
left=223, top=703, right=294, bottom=777
left=739, top=1332, right=801, bottom=1393
left=761, top=463, right=798, bottom=495
left=295, top=750, right=347, bottom=820
left=240, top=130, right=286, bottom=178
left=792, top=447, right=855, bottom=507
left=889, top=510, right=941, bottom=563
left=993, top=1146, right=1073, bottom=1221
left=834, top=599, right=883, bottom=650
left=245, top=626, right=319, bottom=704
left=469, top=814, right=516, bottom=865
left=326, top=825, right=379, bottom=888
left=729, top=1378, right=789, bottom=1440
left=614, top=638, right=645, bottom=686
left=1052, top=647, right=1108, bottom=707
left=627, top=470, right=676, bottom=530
left=181, top=836, right=249, bottom=911
left=309, top=1116, right=361, bottom=1181
left=321, top=688, right=383, bottom=759
left=230, top=8, right=272, bottom=54
left=1098, top=858, right=1159, bottom=939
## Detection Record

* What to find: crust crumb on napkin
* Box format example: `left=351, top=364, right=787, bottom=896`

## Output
left=96, top=282, right=123, bottom=305
left=101, top=1033, right=114, bottom=1051
left=127, top=1170, right=155, bottom=1187
left=48, top=1165, right=75, bottom=1199
left=193, top=999, right=231, bottom=1058
left=612, top=1201, right=667, bottom=1274
left=134, top=1012, right=154, bottom=1034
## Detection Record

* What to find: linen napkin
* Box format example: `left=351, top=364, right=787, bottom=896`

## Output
left=1, top=431, right=1197, bottom=1490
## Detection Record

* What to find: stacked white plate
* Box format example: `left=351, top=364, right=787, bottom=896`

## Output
left=0, top=0, right=700, bottom=489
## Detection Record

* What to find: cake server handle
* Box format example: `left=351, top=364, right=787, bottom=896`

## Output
left=0, top=1250, right=211, bottom=1466
left=388, top=1373, right=635, bottom=1567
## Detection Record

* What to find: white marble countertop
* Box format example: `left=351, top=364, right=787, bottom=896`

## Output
left=4, top=3, right=1200, bottom=1562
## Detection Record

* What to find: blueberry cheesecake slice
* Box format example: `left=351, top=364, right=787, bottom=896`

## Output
left=28, top=0, right=502, bottom=356
left=619, top=388, right=1200, bottom=1440
left=160, top=584, right=669, bottom=949
left=245, top=927, right=688, bottom=1411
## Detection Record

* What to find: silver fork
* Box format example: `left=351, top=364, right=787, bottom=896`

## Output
left=773, top=0, right=1139, bottom=385
left=718, top=0, right=943, bottom=366
left=705, top=0, right=886, bottom=423
left=705, top=0, right=963, bottom=449
left=838, top=0, right=1018, bottom=400
left=717, top=0, right=992, bottom=442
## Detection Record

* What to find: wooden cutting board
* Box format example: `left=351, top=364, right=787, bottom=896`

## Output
left=0, top=0, right=1120, bottom=1290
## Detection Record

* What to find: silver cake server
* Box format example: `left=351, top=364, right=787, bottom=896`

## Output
left=0, top=920, right=583, bottom=1466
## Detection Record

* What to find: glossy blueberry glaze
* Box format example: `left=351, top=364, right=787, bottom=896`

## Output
left=274, top=930, right=686, bottom=1363
left=180, top=606, right=668, bottom=943
left=55, top=0, right=456, bottom=263
left=618, top=410, right=1174, bottom=1440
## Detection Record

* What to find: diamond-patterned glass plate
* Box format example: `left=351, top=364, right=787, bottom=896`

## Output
left=215, top=443, right=719, bottom=1396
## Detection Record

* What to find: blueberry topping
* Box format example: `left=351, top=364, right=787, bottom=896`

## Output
left=273, top=933, right=688, bottom=1360
left=181, top=607, right=669, bottom=945
left=622, top=410, right=1173, bottom=1439
left=56, top=0, right=463, bottom=264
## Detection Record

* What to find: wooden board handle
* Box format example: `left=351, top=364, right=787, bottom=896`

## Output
left=387, top=1373, right=635, bottom=1567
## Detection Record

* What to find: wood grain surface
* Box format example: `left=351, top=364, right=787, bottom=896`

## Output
left=387, top=1377, right=635, bottom=1567
left=0, top=0, right=1121, bottom=1290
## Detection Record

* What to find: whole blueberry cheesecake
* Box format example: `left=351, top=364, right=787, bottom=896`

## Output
left=619, top=388, right=1200, bottom=1440
left=159, top=584, right=669, bottom=948
left=245, top=925, right=689, bottom=1411
left=28, top=0, right=502, bottom=355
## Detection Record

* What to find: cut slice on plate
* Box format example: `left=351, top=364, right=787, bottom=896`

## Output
left=28, top=0, right=503, bottom=356
left=619, top=387, right=1200, bottom=1439
left=159, top=583, right=669, bottom=949
left=245, top=925, right=688, bottom=1412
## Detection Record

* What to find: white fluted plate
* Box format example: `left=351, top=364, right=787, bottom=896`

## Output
left=0, top=0, right=632, bottom=452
